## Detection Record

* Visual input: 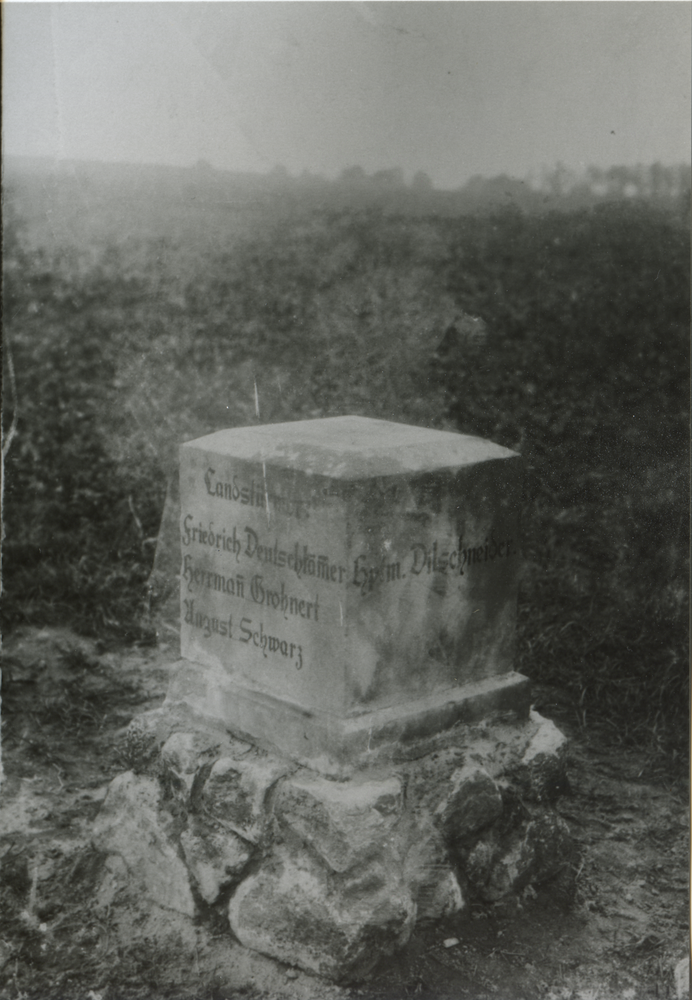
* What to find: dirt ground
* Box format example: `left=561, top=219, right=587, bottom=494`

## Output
left=1, top=626, right=688, bottom=1000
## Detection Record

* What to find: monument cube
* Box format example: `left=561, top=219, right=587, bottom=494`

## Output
left=175, top=416, right=529, bottom=767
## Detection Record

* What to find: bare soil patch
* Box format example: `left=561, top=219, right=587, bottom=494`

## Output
left=1, top=627, right=688, bottom=1000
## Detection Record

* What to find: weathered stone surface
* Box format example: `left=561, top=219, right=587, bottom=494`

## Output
left=166, top=660, right=530, bottom=776
left=403, top=829, right=464, bottom=921
left=515, top=711, right=569, bottom=803
left=87, top=703, right=572, bottom=979
left=479, top=835, right=524, bottom=902
left=276, top=774, right=403, bottom=872
left=422, top=870, right=464, bottom=921
left=122, top=708, right=173, bottom=772
left=180, top=816, right=254, bottom=904
left=523, top=712, right=566, bottom=762
left=178, top=417, right=527, bottom=766
left=200, top=753, right=291, bottom=843
left=122, top=702, right=211, bottom=773
left=228, top=847, right=415, bottom=981
left=93, top=772, right=195, bottom=917
left=160, top=730, right=251, bottom=798
left=465, top=839, right=500, bottom=899
left=433, top=764, right=503, bottom=841
left=465, top=812, right=576, bottom=902
left=96, top=852, right=198, bottom=953
left=339, top=857, right=391, bottom=901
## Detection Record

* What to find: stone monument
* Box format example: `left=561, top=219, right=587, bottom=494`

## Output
left=93, top=418, right=574, bottom=982
left=172, top=415, right=529, bottom=769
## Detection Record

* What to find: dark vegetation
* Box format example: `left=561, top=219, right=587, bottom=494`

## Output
left=2, top=177, right=689, bottom=765
left=7, top=155, right=690, bottom=220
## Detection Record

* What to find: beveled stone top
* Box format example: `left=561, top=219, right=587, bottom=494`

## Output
left=182, top=416, right=517, bottom=480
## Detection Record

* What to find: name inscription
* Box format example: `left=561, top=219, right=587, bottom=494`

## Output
left=184, top=599, right=303, bottom=669
left=183, top=555, right=320, bottom=622
left=203, top=467, right=317, bottom=519
left=183, top=514, right=513, bottom=591
left=352, top=537, right=515, bottom=593
left=182, top=516, right=347, bottom=584
left=183, top=470, right=517, bottom=672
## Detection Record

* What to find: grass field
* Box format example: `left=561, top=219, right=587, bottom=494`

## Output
left=2, top=188, right=689, bottom=764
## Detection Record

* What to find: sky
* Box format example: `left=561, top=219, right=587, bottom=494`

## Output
left=3, top=2, right=690, bottom=189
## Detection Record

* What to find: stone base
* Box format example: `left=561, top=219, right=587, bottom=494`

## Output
left=164, top=659, right=531, bottom=776
left=91, top=701, right=576, bottom=982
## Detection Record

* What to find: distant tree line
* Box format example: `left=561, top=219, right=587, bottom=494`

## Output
left=333, top=160, right=690, bottom=205
left=310, top=160, right=691, bottom=216
left=6, top=155, right=690, bottom=222
left=536, top=161, right=690, bottom=203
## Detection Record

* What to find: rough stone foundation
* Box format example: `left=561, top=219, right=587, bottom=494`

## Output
left=91, top=699, right=575, bottom=982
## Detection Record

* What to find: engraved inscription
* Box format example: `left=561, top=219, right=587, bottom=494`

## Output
left=182, top=515, right=347, bottom=585
left=183, top=599, right=304, bottom=670
left=183, top=556, right=319, bottom=622
left=243, top=527, right=347, bottom=583
left=203, top=467, right=313, bottom=518
left=183, top=457, right=517, bottom=679
left=353, top=554, right=402, bottom=595
left=183, top=555, right=245, bottom=596
left=351, top=535, right=516, bottom=593
left=249, top=575, right=319, bottom=621
left=181, top=516, right=242, bottom=560
left=411, top=537, right=515, bottom=578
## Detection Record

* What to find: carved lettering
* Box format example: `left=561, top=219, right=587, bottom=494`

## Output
left=183, top=599, right=233, bottom=639
left=185, top=599, right=304, bottom=669
left=249, top=574, right=319, bottom=622
left=237, top=616, right=303, bottom=669
left=203, top=468, right=312, bottom=519
left=353, top=554, right=402, bottom=594
left=407, top=537, right=516, bottom=578
left=244, top=527, right=346, bottom=585
left=183, top=555, right=245, bottom=597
